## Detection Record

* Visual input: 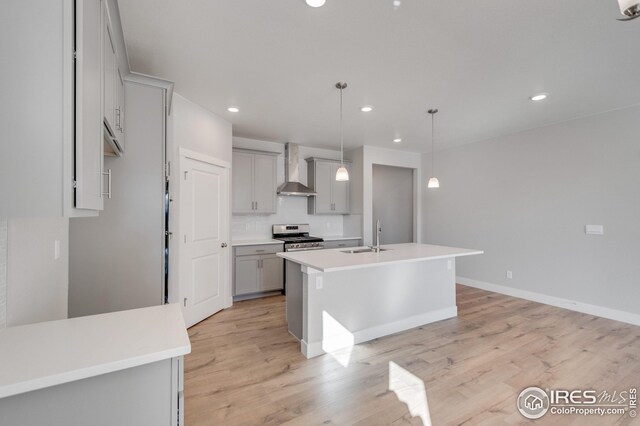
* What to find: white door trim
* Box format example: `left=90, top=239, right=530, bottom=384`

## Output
left=179, top=148, right=231, bottom=169
left=177, top=150, right=232, bottom=327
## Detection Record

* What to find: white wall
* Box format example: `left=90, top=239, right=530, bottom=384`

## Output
left=422, top=105, right=640, bottom=319
left=231, top=137, right=349, bottom=239
left=171, top=93, right=233, bottom=164
left=5, top=218, right=69, bottom=327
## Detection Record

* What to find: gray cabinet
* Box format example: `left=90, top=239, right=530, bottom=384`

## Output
left=306, top=158, right=351, bottom=215
left=102, top=0, right=125, bottom=156
left=1, top=0, right=129, bottom=217
left=323, top=239, right=361, bottom=249
left=232, top=150, right=277, bottom=214
left=233, top=244, right=284, bottom=298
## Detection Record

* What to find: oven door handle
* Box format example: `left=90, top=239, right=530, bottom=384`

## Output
left=285, top=246, right=325, bottom=252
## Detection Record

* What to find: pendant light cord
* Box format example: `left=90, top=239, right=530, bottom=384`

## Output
left=340, top=86, right=344, bottom=166
left=431, top=112, right=435, bottom=175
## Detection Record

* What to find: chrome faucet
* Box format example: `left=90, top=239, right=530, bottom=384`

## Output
left=371, top=219, right=382, bottom=252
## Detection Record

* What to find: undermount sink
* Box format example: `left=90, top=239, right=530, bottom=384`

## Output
left=341, top=248, right=388, bottom=254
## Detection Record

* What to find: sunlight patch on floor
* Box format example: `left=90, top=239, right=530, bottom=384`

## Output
left=389, top=361, right=432, bottom=425
left=322, top=311, right=354, bottom=367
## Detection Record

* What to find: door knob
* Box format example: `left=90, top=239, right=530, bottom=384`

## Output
left=221, top=242, right=228, bottom=248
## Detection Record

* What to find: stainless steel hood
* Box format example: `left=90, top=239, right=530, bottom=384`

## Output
left=277, top=143, right=317, bottom=196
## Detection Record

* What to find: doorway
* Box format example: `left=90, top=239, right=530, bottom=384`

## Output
left=372, top=164, right=414, bottom=244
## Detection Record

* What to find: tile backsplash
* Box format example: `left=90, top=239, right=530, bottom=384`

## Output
left=232, top=196, right=344, bottom=240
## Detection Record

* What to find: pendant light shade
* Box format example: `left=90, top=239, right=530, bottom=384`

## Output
left=619, top=0, right=640, bottom=15
left=335, top=82, right=349, bottom=181
left=336, top=166, right=349, bottom=181
left=427, top=108, right=439, bottom=189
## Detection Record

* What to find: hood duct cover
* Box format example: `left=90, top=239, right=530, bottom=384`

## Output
left=277, top=143, right=317, bottom=196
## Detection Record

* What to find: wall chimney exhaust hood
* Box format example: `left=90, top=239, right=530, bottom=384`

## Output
left=277, top=143, right=317, bottom=196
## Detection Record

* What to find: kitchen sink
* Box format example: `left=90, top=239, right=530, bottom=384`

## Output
left=341, top=248, right=388, bottom=254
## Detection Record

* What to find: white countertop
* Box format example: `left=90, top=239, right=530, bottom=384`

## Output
left=0, top=303, right=191, bottom=399
left=321, top=236, right=362, bottom=241
left=278, top=243, right=483, bottom=272
left=232, top=239, right=283, bottom=247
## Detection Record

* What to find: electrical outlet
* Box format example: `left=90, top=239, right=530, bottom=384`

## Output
left=506, top=270, right=513, bottom=279
left=447, top=260, right=452, bottom=270
left=316, top=276, right=323, bottom=290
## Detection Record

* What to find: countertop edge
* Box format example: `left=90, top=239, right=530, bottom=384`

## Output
left=278, top=248, right=484, bottom=273
left=321, top=236, right=363, bottom=241
left=0, top=344, right=191, bottom=399
left=232, top=239, right=283, bottom=247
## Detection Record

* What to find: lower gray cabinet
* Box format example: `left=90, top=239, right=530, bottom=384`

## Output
left=233, top=244, right=284, bottom=298
left=323, top=239, right=361, bottom=249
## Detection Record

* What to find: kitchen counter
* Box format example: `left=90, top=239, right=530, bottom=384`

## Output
left=0, top=303, right=190, bottom=399
left=278, top=243, right=482, bottom=272
left=321, top=236, right=362, bottom=241
left=232, top=239, right=283, bottom=247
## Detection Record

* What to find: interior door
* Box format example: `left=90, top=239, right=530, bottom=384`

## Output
left=331, top=163, right=350, bottom=214
left=180, top=155, right=229, bottom=327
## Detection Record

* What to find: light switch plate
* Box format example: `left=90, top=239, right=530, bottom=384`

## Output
left=54, top=240, right=61, bottom=260
left=316, top=276, right=323, bottom=290
left=585, top=225, right=604, bottom=235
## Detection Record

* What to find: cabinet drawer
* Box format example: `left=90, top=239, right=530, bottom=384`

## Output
left=234, top=244, right=283, bottom=256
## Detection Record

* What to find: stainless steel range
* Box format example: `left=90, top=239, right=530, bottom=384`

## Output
left=273, top=224, right=324, bottom=252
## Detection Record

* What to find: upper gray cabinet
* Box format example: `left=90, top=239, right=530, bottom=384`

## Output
left=306, top=158, right=351, bottom=215
left=1, top=0, right=128, bottom=217
left=102, top=0, right=125, bottom=157
left=232, top=149, right=277, bottom=214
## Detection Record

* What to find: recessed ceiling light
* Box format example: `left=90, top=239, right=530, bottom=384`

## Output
left=227, top=106, right=240, bottom=113
left=529, top=93, right=548, bottom=101
left=306, top=0, right=325, bottom=7
left=393, top=138, right=402, bottom=143
left=360, top=106, right=373, bottom=112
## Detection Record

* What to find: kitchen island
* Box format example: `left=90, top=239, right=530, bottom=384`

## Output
left=278, top=243, right=482, bottom=358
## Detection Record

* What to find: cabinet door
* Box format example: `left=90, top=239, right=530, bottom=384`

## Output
left=102, top=2, right=116, bottom=136
left=253, top=154, right=277, bottom=214
left=75, top=0, right=104, bottom=211
left=115, top=67, right=125, bottom=150
left=232, top=152, right=254, bottom=213
left=234, top=256, right=260, bottom=295
left=314, top=161, right=333, bottom=214
left=259, top=255, right=283, bottom=292
left=331, top=163, right=350, bottom=214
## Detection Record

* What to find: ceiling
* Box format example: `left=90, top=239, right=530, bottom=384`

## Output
left=118, top=0, right=640, bottom=153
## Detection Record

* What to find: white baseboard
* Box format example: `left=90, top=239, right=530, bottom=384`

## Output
left=302, top=306, right=458, bottom=359
left=457, top=276, right=640, bottom=327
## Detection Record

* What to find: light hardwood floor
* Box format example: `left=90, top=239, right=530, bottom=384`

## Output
left=185, top=285, right=640, bottom=425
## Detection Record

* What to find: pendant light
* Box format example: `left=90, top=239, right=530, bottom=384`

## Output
left=335, top=82, right=349, bottom=181
left=427, top=109, right=440, bottom=189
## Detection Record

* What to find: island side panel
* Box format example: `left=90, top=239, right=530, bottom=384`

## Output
left=304, top=258, right=457, bottom=358
left=285, top=260, right=303, bottom=340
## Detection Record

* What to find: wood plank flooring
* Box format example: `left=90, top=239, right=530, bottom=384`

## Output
left=184, top=285, right=640, bottom=425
